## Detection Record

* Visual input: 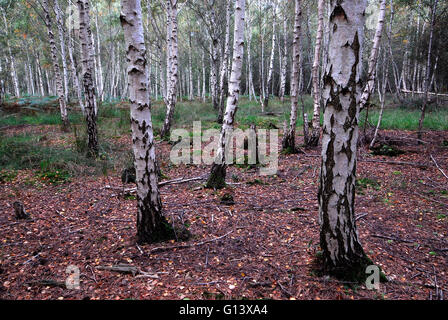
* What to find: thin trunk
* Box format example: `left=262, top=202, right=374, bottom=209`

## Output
left=262, top=13, right=276, bottom=111
left=54, top=0, right=69, bottom=102
left=418, top=0, right=438, bottom=141
left=160, top=0, right=179, bottom=139
left=218, top=0, right=232, bottom=124
left=207, top=0, right=246, bottom=189
left=308, top=0, right=325, bottom=147
left=2, top=10, right=20, bottom=97
left=67, top=23, right=85, bottom=114
left=279, top=11, right=288, bottom=102
left=42, top=0, right=69, bottom=130
left=359, top=0, right=387, bottom=112
left=282, top=0, right=302, bottom=153
left=77, top=0, right=99, bottom=156
left=370, top=48, right=389, bottom=148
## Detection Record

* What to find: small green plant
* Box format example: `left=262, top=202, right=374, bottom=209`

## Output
left=356, top=177, right=381, bottom=190
left=246, top=178, right=268, bottom=186
left=0, top=170, right=17, bottom=183
left=371, top=144, right=405, bottom=157
left=37, top=169, right=71, bottom=184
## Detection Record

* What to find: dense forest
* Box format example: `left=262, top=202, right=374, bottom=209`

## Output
left=0, top=0, right=447, bottom=301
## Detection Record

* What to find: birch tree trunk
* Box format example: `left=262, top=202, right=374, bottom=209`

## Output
left=281, top=0, right=301, bottom=153
left=94, top=8, right=104, bottom=102
left=77, top=0, right=99, bottom=156
left=359, top=0, right=387, bottom=112
left=206, top=0, right=246, bottom=189
left=35, top=52, right=46, bottom=96
left=120, top=0, right=174, bottom=244
left=42, top=0, right=69, bottom=131
left=67, top=24, right=85, bottom=114
left=318, top=0, right=372, bottom=280
left=217, top=0, right=232, bottom=124
left=262, top=15, right=276, bottom=111
left=418, top=0, right=438, bottom=141
left=160, top=0, right=179, bottom=139
left=370, top=48, right=389, bottom=148
left=308, top=0, right=325, bottom=147
left=2, top=10, right=20, bottom=97
left=54, top=0, right=69, bottom=102
left=279, top=10, right=288, bottom=102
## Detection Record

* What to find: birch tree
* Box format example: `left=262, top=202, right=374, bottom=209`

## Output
left=217, top=0, right=232, bottom=124
left=120, top=0, right=174, bottom=244
left=279, top=4, right=288, bottom=102
left=308, top=0, right=325, bottom=147
left=318, top=0, right=373, bottom=279
left=77, top=0, right=99, bottom=156
left=160, top=0, right=179, bottom=139
left=42, top=0, right=69, bottom=131
left=54, top=0, right=69, bottom=102
left=206, top=0, right=246, bottom=189
left=359, top=0, right=387, bottom=112
left=282, top=0, right=301, bottom=153
left=418, top=0, right=439, bottom=141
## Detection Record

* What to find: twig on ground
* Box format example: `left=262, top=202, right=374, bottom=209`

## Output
left=430, top=154, right=448, bottom=180
left=147, top=230, right=233, bottom=254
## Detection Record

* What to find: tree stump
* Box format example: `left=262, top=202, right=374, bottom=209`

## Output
left=13, top=201, right=30, bottom=220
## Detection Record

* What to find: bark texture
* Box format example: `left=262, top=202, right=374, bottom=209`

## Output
left=308, top=0, right=325, bottom=147
left=120, top=0, right=174, bottom=244
left=282, top=0, right=301, bottom=153
left=77, top=0, right=99, bottom=156
left=42, top=0, right=69, bottom=130
left=359, top=0, right=387, bottom=112
left=207, top=0, right=246, bottom=189
left=161, top=0, right=179, bottom=139
left=318, top=0, right=371, bottom=280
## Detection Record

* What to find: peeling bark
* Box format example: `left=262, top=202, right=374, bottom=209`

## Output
left=308, top=0, right=325, bottom=147
left=77, top=0, right=99, bottom=156
left=161, top=0, right=179, bottom=139
left=207, top=0, right=246, bottom=189
left=42, top=0, right=69, bottom=131
left=120, top=0, right=174, bottom=244
left=318, top=0, right=371, bottom=280
left=282, top=0, right=302, bottom=153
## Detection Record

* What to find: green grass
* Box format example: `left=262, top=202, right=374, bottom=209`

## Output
left=0, top=94, right=447, bottom=179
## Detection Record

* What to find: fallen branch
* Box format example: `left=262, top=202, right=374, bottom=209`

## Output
left=96, top=264, right=159, bottom=278
left=359, top=159, right=429, bottom=169
left=413, top=192, right=448, bottom=207
left=430, top=154, right=448, bottom=181
left=148, top=230, right=233, bottom=254
left=371, top=234, right=415, bottom=244
left=123, top=175, right=208, bottom=194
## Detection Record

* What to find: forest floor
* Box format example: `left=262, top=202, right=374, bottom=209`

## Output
left=0, top=100, right=447, bottom=300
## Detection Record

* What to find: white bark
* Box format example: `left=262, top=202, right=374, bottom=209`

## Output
left=42, top=0, right=69, bottom=129
left=279, top=9, right=288, bottom=102
left=207, top=0, right=246, bottom=189
left=309, top=0, right=325, bottom=147
left=120, top=0, right=172, bottom=244
left=282, top=0, right=302, bottom=152
left=359, top=0, right=387, bottom=112
left=161, top=0, right=179, bottom=138
left=2, top=10, right=20, bottom=97
left=54, top=0, right=69, bottom=102
left=218, top=0, right=232, bottom=123
left=67, top=21, right=85, bottom=114
left=318, top=0, right=369, bottom=276
left=77, top=0, right=99, bottom=155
